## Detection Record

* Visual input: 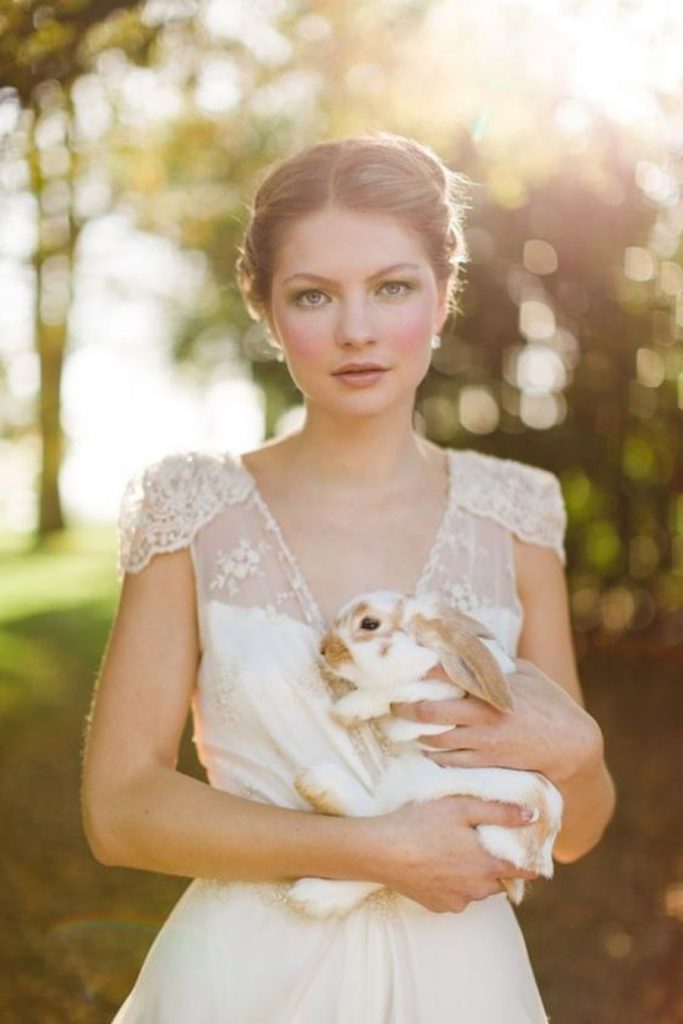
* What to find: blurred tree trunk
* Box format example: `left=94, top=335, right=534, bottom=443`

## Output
left=27, top=88, right=79, bottom=539
left=1, top=0, right=156, bottom=541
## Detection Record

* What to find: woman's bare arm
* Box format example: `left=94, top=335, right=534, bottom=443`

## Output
left=81, top=549, right=379, bottom=882
left=391, top=541, right=616, bottom=864
left=511, top=540, right=616, bottom=862
left=81, top=548, right=532, bottom=904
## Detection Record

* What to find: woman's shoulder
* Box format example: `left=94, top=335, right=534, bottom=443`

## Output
left=122, top=447, right=248, bottom=489
left=448, top=447, right=567, bottom=565
left=449, top=447, right=563, bottom=494
left=116, top=448, right=251, bottom=580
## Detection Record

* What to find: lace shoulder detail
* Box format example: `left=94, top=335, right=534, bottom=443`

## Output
left=450, top=449, right=567, bottom=565
left=116, top=450, right=250, bottom=580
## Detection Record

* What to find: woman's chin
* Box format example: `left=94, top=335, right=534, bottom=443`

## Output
left=304, top=388, right=418, bottom=420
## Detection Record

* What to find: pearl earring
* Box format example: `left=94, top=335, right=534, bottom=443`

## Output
left=430, top=333, right=441, bottom=350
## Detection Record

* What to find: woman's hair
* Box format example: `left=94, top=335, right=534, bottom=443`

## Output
left=235, top=131, right=471, bottom=326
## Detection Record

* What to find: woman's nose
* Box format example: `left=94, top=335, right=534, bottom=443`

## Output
left=335, top=297, right=375, bottom=346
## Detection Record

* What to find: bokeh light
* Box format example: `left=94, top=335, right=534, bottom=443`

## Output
left=0, top=0, right=681, bottom=633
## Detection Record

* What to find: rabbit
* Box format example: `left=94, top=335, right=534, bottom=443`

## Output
left=288, top=589, right=564, bottom=918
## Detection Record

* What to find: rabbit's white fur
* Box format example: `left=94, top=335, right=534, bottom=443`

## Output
left=288, top=589, right=563, bottom=918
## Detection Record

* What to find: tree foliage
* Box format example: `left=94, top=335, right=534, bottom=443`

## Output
left=0, top=1, right=156, bottom=102
left=1, top=0, right=681, bottom=633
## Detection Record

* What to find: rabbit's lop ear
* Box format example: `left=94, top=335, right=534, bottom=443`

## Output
left=408, top=602, right=512, bottom=712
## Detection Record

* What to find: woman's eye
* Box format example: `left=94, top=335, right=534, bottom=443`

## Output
left=293, top=289, right=328, bottom=308
left=380, top=280, right=413, bottom=297
left=293, top=281, right=413, bottom=306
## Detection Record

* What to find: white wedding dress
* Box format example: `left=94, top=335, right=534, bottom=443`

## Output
left=111, top=445, right=566, bottom=1023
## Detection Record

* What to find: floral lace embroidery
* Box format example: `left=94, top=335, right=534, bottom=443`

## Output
left=249, top=505, right=324, bottom=632
left=116, top=451, right=251, bottom=579
left=442, top=512, right=479, bottom=560
left=117, top=446, right=565, bottom=588
left=443, top=579, right=494, bottom=617
left=449, top=449, right=567, bottom=565
left=239, top=449, right=456, bottom=633
left=210, top=537, right=271, bottom=597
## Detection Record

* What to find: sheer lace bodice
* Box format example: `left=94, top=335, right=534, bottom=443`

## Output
left=112, top=445, right=565, bottom=1024
left=117, top=446, right=565, bottom=641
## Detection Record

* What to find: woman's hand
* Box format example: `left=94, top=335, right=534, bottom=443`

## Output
left=371, top=795, right=539, bottom=914
left=390, top=658, right=604, bottom=787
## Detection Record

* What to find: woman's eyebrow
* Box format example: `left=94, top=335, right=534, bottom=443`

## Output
left=283, top=262, right=421, bottom=285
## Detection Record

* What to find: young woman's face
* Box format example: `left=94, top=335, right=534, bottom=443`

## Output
left=267, top=206, right=450, bottom=415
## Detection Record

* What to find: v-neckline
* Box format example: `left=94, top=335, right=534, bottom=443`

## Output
left=234, top=448, right=456, bottom=633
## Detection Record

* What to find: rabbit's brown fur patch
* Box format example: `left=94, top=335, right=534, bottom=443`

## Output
left=294, top=771, right=346, bottom=816
left=320, top=633, right=353, bottom=669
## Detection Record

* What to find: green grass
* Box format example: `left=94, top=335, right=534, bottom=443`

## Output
left=0, top=526, right=118, bottom=621
left=0, top=528, right=120, bottom=717
left=0, top=528, right=199, bottom=1021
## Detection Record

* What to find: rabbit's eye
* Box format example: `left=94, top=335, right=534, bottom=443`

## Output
left=359, top=616, right=381, bottom=631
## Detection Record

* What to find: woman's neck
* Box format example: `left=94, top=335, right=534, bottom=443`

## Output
left=271, top=405, right=440, bottom=501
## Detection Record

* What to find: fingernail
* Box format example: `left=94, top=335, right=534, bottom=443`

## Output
left=521, top=807, right=539, bottom=823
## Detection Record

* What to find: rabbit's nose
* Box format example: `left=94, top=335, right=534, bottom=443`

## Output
left=319, top=634, right=351, bottom=666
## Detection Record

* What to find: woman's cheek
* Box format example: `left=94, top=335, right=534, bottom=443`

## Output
left=277, top=320, right=331, bottom=392
left=388, top=312, right=435, bottom=380
left=387, top=306, right=433, bottom=354
left=271, top=305, right=318, bottom=351
left=285, top=329, right=328, bottom=373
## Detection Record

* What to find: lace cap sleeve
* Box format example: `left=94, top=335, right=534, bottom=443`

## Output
left=116, top=450, right=250, bottom=581
left=452, top=450, right=568, bottom=566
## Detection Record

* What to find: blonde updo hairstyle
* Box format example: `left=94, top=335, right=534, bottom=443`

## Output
left=235, top=132, right=471, bottom=335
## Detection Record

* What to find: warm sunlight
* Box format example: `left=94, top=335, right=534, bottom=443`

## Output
left=2, top=4, right=682, bottom=1020
left=2, top=0, right=682, bottom=531
left=408, top=0, right=683, bottom=149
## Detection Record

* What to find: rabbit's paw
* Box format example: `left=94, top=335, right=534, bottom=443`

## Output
left=287, top=878, right=373, bottom=918
left=332, top=692, right=387, bottom=726
left=294, top=764, right=356, bottom=815
left=501, top=878, right=526, bottom=905
left=379, top=716, right=451, bottom=743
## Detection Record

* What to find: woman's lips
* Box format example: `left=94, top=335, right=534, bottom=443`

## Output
left=333, top=368, right=387, bottom=386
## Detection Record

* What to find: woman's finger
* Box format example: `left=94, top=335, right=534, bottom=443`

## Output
left=463, top=797, right=537, bottom=830
left=424, top=748, right=481, bottom=768
left=390, top=698, right=498, bottom=726
left=416, top=726, right=460, bottom=749
left=418, top=725, right=481, bottom=750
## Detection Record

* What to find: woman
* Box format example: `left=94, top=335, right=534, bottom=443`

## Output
left=82, top=132, right=615, bottom=1022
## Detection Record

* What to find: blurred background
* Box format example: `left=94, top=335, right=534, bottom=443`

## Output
left=0, top=0, right=681, bottom=1020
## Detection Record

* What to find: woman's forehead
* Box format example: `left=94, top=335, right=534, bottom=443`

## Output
left=273, top=208, right=431, bottom=279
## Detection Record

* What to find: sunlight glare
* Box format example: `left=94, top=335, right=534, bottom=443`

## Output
left=425, top=0, right=683, bottom=141
left=61, top=348, right=265, bottom=523
left=567, top=1, right=683, bottom=125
